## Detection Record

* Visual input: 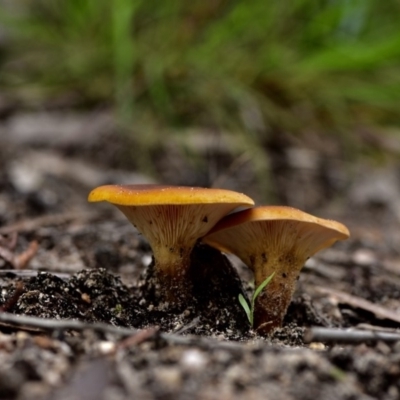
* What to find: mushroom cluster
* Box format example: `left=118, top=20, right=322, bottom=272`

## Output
left=88, top=184, right=349, bottom=334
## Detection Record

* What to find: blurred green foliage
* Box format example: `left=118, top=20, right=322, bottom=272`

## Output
left=1, top=0, right=400, bottom=137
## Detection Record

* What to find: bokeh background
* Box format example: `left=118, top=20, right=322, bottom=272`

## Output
left=1, top=0, right=400, bottom=214
left=2, top=4, right=400, bottom=399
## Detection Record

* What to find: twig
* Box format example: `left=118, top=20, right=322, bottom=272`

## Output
left=0, top=312, right=252, bottom=352
left=117, top=327, right=160, bottom=349
left=173, top=316, right=201, bottom=334
left=0, top=312, right=140, bottom=336
left=315, top=286, right=400, bottom=325
left=304, top=327, right=400, bottom=344
left=0, top=270, right=71, bottom=279
left=14, top=240, right=39, bottom=269
left=0, top=240, right=38, bottom=270
left=356, top=323, right=400, bottom=333
left=0, top=211, right=98, bottom=235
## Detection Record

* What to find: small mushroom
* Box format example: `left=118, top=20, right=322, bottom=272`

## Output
left=202, top=206, right=350, bottom=334
left=88, top=184, right=254, bottom=302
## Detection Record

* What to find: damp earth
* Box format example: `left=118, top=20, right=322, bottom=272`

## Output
left=1, top=127, right=400, bottom=399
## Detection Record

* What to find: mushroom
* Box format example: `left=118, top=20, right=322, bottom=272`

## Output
left=202, top=206, right=350, bottom=334
left=88, top=184, right=254, bottom=301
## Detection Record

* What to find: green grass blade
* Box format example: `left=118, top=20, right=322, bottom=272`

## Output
left=238, top=293, right=252, bottom=325
left=253, top=272, right=275, bottom=303
left=250, top=272, right=275, bottom=325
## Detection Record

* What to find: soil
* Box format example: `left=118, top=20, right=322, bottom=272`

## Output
left=1, top=118, right=400, bottom=400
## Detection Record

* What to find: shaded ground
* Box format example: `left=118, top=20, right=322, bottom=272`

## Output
left=1, top=115, right=400, bottom=399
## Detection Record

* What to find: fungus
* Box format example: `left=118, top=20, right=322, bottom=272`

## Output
left=202, top=206, right=350, bottom=334
left=88, top=184, right=254, bottom=301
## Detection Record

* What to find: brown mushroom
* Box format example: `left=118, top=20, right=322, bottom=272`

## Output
left=202, top=206, right=350, bottom=334
left=88, top=184, right=254, bottom=301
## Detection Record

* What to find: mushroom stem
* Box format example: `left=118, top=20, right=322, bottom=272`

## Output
left=253, top=258, right=304, bottom=334
left=151, top=245, right=193, bottom=302
left=118, top=202, right=246, bottom=302
left=152, top=245, right=193, bottom=277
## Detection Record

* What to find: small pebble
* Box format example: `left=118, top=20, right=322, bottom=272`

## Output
left=96, top=341, right=116, bottom=355
left=81, top=293, right=91, bottom=303
left=352, top=249, right=376, bottom=266
left=181, top=349, right=207, bottom=372
left=308, top=342, right=325, bottom=351
left=142, top=255, right=152, bottom=267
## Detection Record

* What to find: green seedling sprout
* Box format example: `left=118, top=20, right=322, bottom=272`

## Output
left=239, top=272, right=275, bottom=327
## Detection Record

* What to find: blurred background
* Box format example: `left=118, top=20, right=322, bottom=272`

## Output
left=1, top=0, right=400, bottom=219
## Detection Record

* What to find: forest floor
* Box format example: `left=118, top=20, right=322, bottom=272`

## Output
left=1, top=111, right=400, bottom=399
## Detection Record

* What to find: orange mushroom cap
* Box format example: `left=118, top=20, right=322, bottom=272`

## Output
left=203, top=206, right=349, bottom=264
left=88, top=184, right=254, bottom=282
left=88, top=184, right=254, bottom=206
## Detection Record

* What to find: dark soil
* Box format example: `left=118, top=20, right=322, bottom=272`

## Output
left=1, top=120, right=400, bottom=400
